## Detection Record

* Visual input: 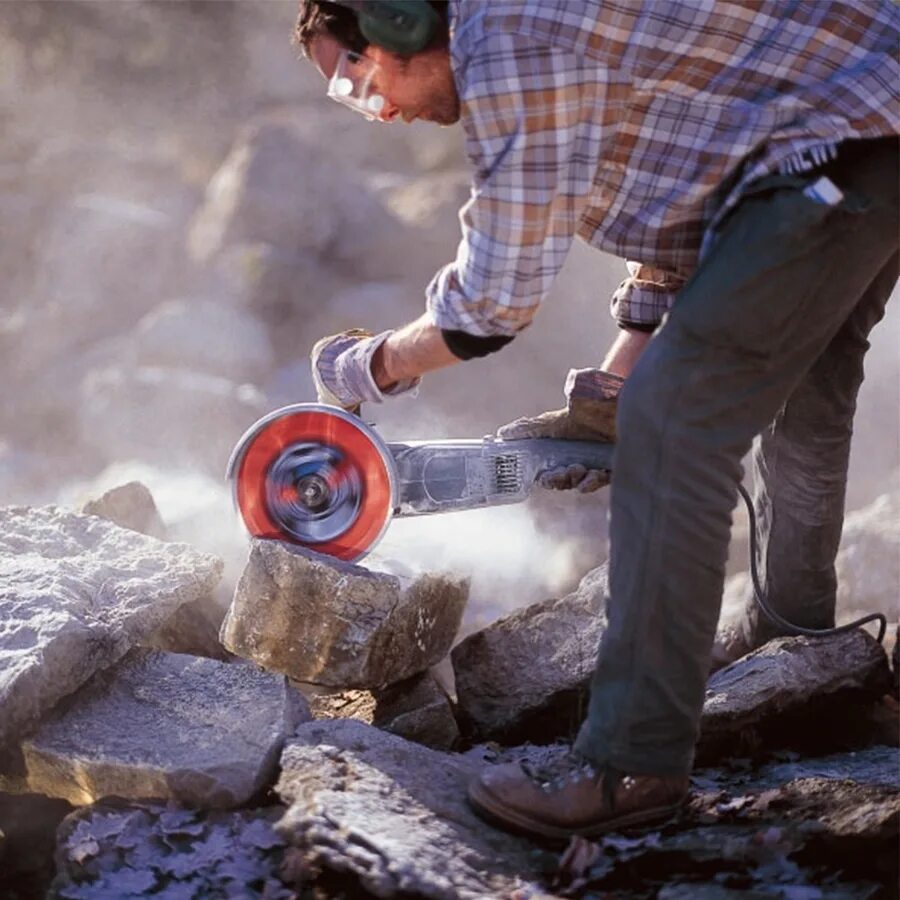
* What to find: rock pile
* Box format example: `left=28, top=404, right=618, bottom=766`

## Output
left=2, top=484, right=898, bottom=897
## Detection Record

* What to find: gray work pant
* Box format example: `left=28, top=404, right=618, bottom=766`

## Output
left=575, top=138, right=899, bottom=776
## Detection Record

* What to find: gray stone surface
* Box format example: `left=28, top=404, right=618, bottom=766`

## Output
left=275, top=719, right=551, bottom=899
left=0, top=506, right=223, bottom=750
left=451, top=563, right=608, bottom=743
left=50, top=800, right=296, bottom=899
left=81, top=480, right=167, bottom=540
left=222, top=541, right=468, bottom=689
left=23, top=649, right=308, bottom=808
left=301, top=670, right=460, bottom=751
left=699, top=630, right=891, bottom=761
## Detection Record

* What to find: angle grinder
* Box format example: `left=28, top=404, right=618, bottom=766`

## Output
left=226, top=403, right=614, bottom=562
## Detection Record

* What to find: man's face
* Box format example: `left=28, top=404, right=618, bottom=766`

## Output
left=311, top=35, right=460, bottom=126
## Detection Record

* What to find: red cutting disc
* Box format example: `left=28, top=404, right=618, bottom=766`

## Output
left=228, top=404, right=396, bottom=561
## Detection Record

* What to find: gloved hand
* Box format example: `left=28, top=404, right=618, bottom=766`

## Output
left=497, top=368, right=624, bottom=493
left=311, top=328, right=420, bottom=411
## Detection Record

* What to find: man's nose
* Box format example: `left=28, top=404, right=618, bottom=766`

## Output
left=378, top=100, right=401, bottom=123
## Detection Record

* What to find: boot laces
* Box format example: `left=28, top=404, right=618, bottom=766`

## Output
left=519, top=747, right=601, bottom=793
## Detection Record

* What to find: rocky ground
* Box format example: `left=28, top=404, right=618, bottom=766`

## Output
left=1, top=480, right=898, bottom=898
left=1, top=3, right=899, bottom=898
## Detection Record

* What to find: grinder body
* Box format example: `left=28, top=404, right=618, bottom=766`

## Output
left=227, top=403, right=613, bottom=561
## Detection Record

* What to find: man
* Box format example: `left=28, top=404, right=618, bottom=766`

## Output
left=293, top=0, right=899, bottom=840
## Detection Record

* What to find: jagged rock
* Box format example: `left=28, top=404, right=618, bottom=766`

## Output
left=222, top=541, right=468, bottom=689
left=452, top=563, right=608, bottom=743
left=22, top=649, right=307, bottom=808
left=49, top=800, right=297, bottom=899
left=301, top=670, right=459, bottom=751
left=836, top=489, right=900, bottom=622
left=143, top=594, right=231, bottom=661
left=188, top=122, right=408, bottom=282
left=0, top=506, right=222, bottom=751
left=130, top=297, right=275, bottom=384
left=188, top=123, right=344, bottom=261
left=81, top=481, right=167, bottom=540
left=275, top=719, right=552, bottom=899
left=698, top=629, right=892, bottom=762
left=78, top=365, right=266, bottom=474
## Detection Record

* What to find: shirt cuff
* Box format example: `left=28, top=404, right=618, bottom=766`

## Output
left=610, top=262, right=684, bottom=330
left=426, top=262, right=528, bottom=338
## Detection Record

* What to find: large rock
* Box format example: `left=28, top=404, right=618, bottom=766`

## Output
left=130, top=297, right=275, bottom=384
left=50, top=800, right=297, bottom=900
left=188, top=122, right=409, bottom=282
left=0, top=506, right=222, bottom=751
left=275, top=719, right=552, bottom=899
left=78, top=364, right=266, bottom=474
left=222, top=541, right=468, bottom=689
left=452, top=563, right=608, bottom=743
left=300, top=670, right=460, bottom=751
left=22, top=649, right=306, bottom=808
left=699, top=629, right=891, bottom=762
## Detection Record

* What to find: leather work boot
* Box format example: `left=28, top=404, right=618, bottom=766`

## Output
left=467, top=749, right=689, bottom=841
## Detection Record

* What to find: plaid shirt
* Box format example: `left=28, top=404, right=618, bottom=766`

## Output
left=425, top=0, right=900, bottom=335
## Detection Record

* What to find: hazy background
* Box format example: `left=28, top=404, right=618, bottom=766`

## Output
left=2, top=1, right=897, bottom=629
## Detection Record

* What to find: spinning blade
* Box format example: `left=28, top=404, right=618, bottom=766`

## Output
left=226, top=404, right=397, bottom=561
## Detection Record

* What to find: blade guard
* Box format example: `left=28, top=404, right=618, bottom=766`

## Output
left=226, top=404, right=398, bottom=562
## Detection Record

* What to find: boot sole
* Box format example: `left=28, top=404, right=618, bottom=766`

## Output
left=467, top=780, right=685, bottom=842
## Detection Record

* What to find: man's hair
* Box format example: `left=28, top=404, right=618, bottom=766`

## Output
left=293, top=1, right=449, bottom=58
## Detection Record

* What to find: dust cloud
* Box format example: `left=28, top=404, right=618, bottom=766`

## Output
left=1, top=1, right=896, bottom=629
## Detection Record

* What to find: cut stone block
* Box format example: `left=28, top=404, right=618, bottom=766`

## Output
left=699, top=629, right=891, bottom=762
left=452, top=563, right=608, bottom=743
left=300, top=669, right=459, bottom=751
left=0, top=506, right=223, bottom=750
left=22, top=649, right=308, bottom=808
left=50, top=800, right=296, bottom=899
left=276, top=720, right=551, bottom=899
left=222, top=540, right=468, bottom=689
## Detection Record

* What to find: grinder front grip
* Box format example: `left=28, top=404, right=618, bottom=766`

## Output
left=227, top=403, right=615, bottom=561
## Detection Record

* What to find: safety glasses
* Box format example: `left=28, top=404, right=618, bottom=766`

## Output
left=326, top=49, right=387, bottom=121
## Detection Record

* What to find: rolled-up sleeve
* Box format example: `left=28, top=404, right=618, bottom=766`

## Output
left=426, top=33, right=592, bottom=337
left=610, top=261, right=685, bottom=331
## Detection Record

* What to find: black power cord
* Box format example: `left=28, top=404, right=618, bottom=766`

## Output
left=737, top=483, right=887, bottom=644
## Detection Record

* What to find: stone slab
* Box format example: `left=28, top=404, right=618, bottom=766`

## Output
left=0, top=506, right=223, bottom=750
left=275, top=719, right=553, bottom=899
left=23, top=649, right=308, bottom=808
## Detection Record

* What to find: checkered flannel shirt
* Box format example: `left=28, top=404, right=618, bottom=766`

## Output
left=425, top=0, right=900, bottom=336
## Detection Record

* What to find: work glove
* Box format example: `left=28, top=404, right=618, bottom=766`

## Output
left=497, top=368, right=623, bottom=493
left=311, top=328, right=420, bottom=411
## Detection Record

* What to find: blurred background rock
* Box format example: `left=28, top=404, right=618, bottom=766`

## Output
left=1, top=1, right=896, bottom=629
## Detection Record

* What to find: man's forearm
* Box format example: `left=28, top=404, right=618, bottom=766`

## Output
left=372, top=313, right=461, bottom=390
left=601, top=327, right=653, bottom=378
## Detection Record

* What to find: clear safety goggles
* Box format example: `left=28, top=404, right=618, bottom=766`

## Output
left=326, top=49, right=387, bottom=121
